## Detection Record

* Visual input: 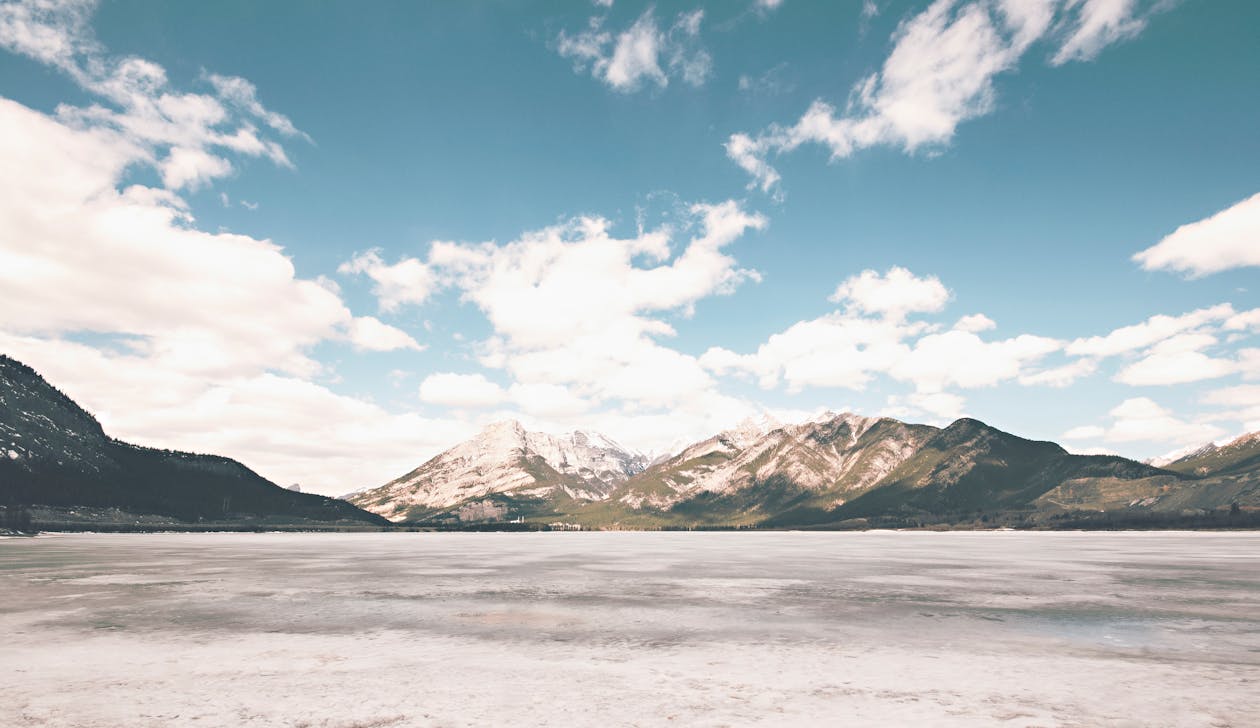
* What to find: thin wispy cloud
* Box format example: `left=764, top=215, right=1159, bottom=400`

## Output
left=555, top=7, right=712, bottom=92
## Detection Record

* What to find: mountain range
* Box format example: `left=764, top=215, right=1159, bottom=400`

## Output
left=0, top=355, right=386, bottom=529
left=3, top=352, right=1257, bottom=531
left=348, top=413, right=1260, bottom=530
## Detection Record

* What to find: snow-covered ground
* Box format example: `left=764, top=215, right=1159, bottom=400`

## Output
left=3, top=531, right=1258, bottom=727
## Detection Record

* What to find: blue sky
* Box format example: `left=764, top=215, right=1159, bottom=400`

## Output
left=1, top=0, right=1257, bottom=494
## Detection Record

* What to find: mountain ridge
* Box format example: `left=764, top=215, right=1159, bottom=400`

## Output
left=0, top=354, right=387, bottom=527
left=349, top=410, right=1260, bottom=529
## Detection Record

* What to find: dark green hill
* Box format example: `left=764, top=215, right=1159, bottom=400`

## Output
left=0, top=354, right=387, bottom=527
left=830, top=418, right=1177, bottom=520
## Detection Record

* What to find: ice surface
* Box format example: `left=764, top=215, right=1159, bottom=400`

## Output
left=2, top=531, right=1259, bottom=727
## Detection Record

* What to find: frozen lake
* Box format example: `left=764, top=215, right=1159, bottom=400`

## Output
left=3, top=532, right=1259, bottom=727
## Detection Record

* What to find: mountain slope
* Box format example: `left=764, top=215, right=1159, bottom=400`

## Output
left=823, top=418, right=1177, bottom=523
left=347, top=420, right=647, bottom=522
left=0, top=355, right=387, bottom=526
left=601, top=413, right=937, bottom=526
left=1161, top=432, right=1260, bottom=478
left=347, top=411, right=1229, bottom=529
left=584, top=416, right=1220, bottom=529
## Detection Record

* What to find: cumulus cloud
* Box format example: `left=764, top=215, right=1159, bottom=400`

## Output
left=0, top=332, right=463, bottom=496
left=346, top=316, right=422, bottom=352
left=701, top=266, right=1060, bottom=396
left=338, top=249, right=438, bottom=313
left=1093, top=397, right=1226, bottom=446
left=830, top=266, right=950, bottom=320
left=0, top=101, right=428, bottom=487
left=555, top=7, right=712, bottom=92
left=418, top=372, right=507, bottom=409
left=728, top=0, right=1161, bottom=192
left=0, top=99, right=421, bottom=380
left=1113, top=333, right=1240, bottom=386
left=954, top=313, right=996, bottom=333
left=1202, top=385, right=1260, bottom=434
left=332, top=200, right=774, bottom=453
left=445, top=202, right=771, bottom=448
left=1062, top=424, right=1105, bottom=440
left=428, top=201, right=765, bottom=349
left=886, top=390, right=967, bottom=421
left=0, top=4, right=434, bottom=495
left=1132, top=192, right=1260, bottom=277
left=893, top=329, right=1061, bottom=392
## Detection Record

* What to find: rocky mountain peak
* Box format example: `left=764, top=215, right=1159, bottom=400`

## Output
left=348, top=420, right=647, bottom=521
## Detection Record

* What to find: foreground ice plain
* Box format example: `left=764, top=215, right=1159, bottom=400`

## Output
left=3, top=532, right=1259, bottom=727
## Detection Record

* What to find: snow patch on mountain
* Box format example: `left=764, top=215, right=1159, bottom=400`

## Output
left=618, top=412, right=923, bottom=509
left=348, top=420, right=648, bottom=520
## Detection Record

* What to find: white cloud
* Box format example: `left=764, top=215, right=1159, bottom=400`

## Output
left=1225, top=308, right=1260, bottom=333
left=0, top=0, right=306, bottom=192
left=1102, top=397, right=1226, bottom=445
left=887, top=391, right=967, bottom=421
left=1066, top=304, right=1235, bottom=357
left=954, top=313, right=996, bottom=333
left=1062, top=424, right=1105, bottom=440
left=346, top=316, right=422, bottom=352
left=728, top=0, right=1159, bottom=192
left=702, top=266, right=1060, bottom=395
left=0, top=332, right=464, bottom=496
left=0, top=99, right=417, bottom=381
left=508, top=382, right=593, bottom=419
left=1062, top=398, right=1228, bottom=453
left=429, top=201, right=764, bottom=350
left=0, top=8, right=428, bottom=496
left=159, top=145, right=232, bottom=189
left=1113, top=333, right=1239, bottom=386
left=1052, top=0, right=1151, bottom=65
left=418, top=373, right=507, bottom=409
left=0, top=0, right=95, bottom=74
left=737, top=62, right=792, bottom=96
left=556, top=8, right=711, bottom=92
left=892, top=329, right=1061, bottom=392
left=338, top=249, right=438, bottom=313
left=204, top=72, right=311, bottom=141
left=1202, top=385, right=1260, bottom=434
left=1132, top=192, right=1260, bottom=277
left=1018, top=357, right=1098, bottom=387
left=406, top=201, right=771, bottom=453
left=700, top=313, right=917, bottom=392
left=1058, top=304, right=1257, bottom=388
left=830, top=266, right=950, bottom=320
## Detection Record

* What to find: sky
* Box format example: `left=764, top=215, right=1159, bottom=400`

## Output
left=1, top=0, right=1257, bottom=496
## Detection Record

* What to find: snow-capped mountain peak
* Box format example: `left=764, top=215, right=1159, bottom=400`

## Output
left=348, top=421, right=647, bottom=521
